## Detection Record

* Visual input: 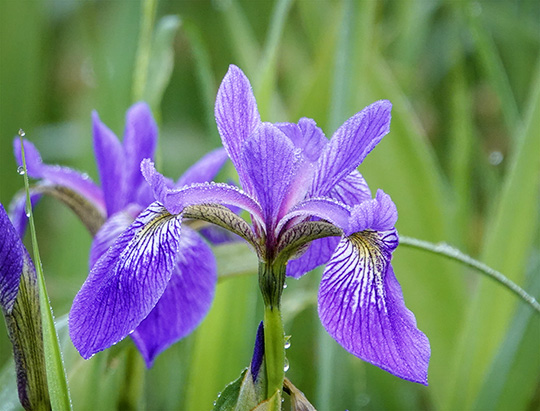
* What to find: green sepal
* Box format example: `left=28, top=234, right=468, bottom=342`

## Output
left=2, top=253, right=50, bottom=410
left=275, top=220, right=342, bottom=265
left=213, top=363, right=271, bottom=411
left=184, top=204, right=261, bottom=255
left=251, top=390, right=280, bottom=411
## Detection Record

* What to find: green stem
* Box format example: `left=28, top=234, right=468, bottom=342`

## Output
left=263, top=306, right=284, bottom=404
left=132, top=0, right=158, bottom=102
left=400, top=236, right=540, bottom=314
left=258, top=262, right=286, bottom=406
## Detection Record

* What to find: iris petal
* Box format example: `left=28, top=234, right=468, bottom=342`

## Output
left=0, top=204, right=23, bottom=313
left=318, top=231, right=430, bottom=384
left=131, top=226, right=216, bottom=367
left=240, top=122, right=299, bottom=227
left=142, top=159, right=264, bottom=224
left=69, top=202, right=182, bottom=359
left=311, top=100, right=392, bottom=197
left=14, top=139, right=105, bottom=214
left=286, top=236, right=340, bottom=279
left=88, top=205, right=142, bottom=269
left=92, top=111, right=126, bottom=215
left=215, top=65, right=261, bottom=193
left=122, top=102, right=158, bottom=204
left=329, top=170, right=372, bottom=206
left=176, top=148, right=229, bottom=188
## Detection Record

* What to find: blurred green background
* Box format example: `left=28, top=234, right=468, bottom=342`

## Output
left=1, top=0, right=539, bottom=410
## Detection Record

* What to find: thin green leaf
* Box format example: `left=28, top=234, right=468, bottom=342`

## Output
left=143, top=15, right=181, bottom=113
left=254, top=0, right=294, bottom=118
left=222, top=0, right=260, bottom=75
left=132, top=0, right=158, bottom=102
left=462, top=1, right=521, bottom=134
left=20, top=136, right=72, bottom=410
left=183, top=20, right=220, bottom=142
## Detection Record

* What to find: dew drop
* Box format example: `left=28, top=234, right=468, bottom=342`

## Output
left=18, top=129, right=26, bottom=137
left=489, top=151, right=503, bottom=166
left=17, top=166, right=26, bottom=175
left=284, top=340, right=291, bottom=350
left=283, top=358, right=290, bottom=372
left=283, top=283, right=287, bottom=289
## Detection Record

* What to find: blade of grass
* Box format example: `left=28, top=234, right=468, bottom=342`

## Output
left=254, top=0, right=294, bottom=118
left=183, top=20, right=220, bottom=142
left=463, top=1, right=521, bottom=135
left=473, top=251, right=540, bottom=410
left=447, top=54, right=540, bottom=409
left=132, top=0, right=158, bottom=102
left=221, top=0, right=260, bottom=75
left=20, top=134, right=72, bottom=410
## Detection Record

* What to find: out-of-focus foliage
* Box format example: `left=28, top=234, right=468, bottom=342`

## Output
left=0, top=0, right=538, bottom=410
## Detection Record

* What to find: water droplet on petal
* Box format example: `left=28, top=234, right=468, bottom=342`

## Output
left=18, top=129, right=26, bottom=137
left=17, top=166, right=26, bottom=175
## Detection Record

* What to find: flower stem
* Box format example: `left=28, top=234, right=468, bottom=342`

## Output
left=400, top=236, right=540, bottom=314
left=258, top=262, right=286, bottom=406
left=263, top=306, right=285, bottom=404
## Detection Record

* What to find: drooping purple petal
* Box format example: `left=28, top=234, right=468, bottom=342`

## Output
left=69, top=202, right=183, bottom=359
left=176, top=148, right=228, bottom=188
left=122, top=102, right=158, bottom=202
left=0, top=204, right=23, bottom=313
left=318, top=228, right=429, bottom=384
left=328, top=170, right=372, bottom=207
left=286, top=236, right=339, bottom=279
left=142, top=159, right=264, bottom=225
left=240, top=123, right=299, bottom=227
left=130, top=226, right=217, bottom=367
left=92, top=111, right=125, bottom=216
left=88, top=204, right=142, bottom=269
left=215, top=65, right=261, bottom=193
left=14, top=139, right=106, bottom=214
left=311, top=100, right=392, bottom=197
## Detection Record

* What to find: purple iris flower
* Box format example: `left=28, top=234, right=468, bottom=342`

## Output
left=69, top=66, right=430, bottom=384
left=13, top=103, right=228, bottom=367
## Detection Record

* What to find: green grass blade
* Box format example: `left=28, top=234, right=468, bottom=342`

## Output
left=20, top=136, right=72, bottom=410
left=254, top=0, right=294, bottom=118
left=143, top=15, right=182, bottom=114
left=473, top=252, right=540, bottom=410
left=222, top=1, right=260, bottom=75
left=463, top=2, right=521, bottom=135
left=447, top=55, right=540, bottom=409
left=132, top=0, right=158, bottom=102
